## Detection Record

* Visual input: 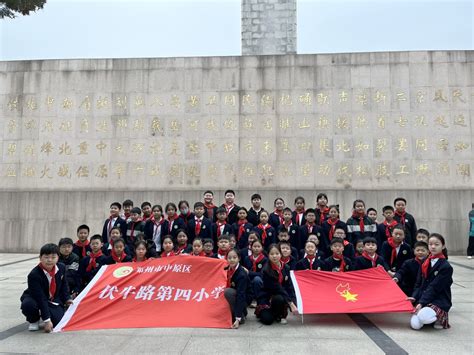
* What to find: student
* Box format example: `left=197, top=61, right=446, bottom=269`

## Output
left=354, top=239, right=364, bottom=257
left=125, top=207, right=145, bottom=252
left=247, top=193, right=263, bottom=226
left=346, top=199, right=377, bottom=244
left=321, top=205, right=347, bottom=253
left=165, top=202, right=185, bottom=238
left=278, top=207, right=300, bottom=249
left=144, top=204, right=169, bottom=254
left=256, top=244, right=298, bottom=325
left=229, top=235, right=237, bottom=250
left=102, top=227, right=130, bottom=256
left=202, top=239, right=215, bottom=257
left=393, top=197, right=418, bottom=247
left=295, top=241, right=323, bottom=271
left=367, top=208, right=378, bottom=223
left=122, top=199, right=134, bottom=221
left=322, top=238, right=353, bottom=272
left=101, top=202, right=126, bottom=244
left=468, top=203, right=474, bottom=259
left=212, top=207, right=234, bottom=242
left=216, top=235, right=232, bottom=259
left=186, top=202, right=212, bottom=243
left=105, top=238, right=132, bottom=264
left=20, top=243, right=73, bottom=332
left=133, top=240, right=148, bottom=262
left=221, top=190, right=240, bottom=225
left=279, top=241, right=297, bottom=270
left=161, top=236, right=176, bottom=258
left=298, top=208, right=324, bottom=252
left=253, top=210, right=276, bottom=250
left=377, top=206, right=398, bottom=249
left=276, top=228, right=298, bottom=260
left=393, top=241, right=429, bottom=296
left=416, top=228, right=430, bottom=243
left=299, top=234, right=325, bottom=260
left=203, top=190, right=218, bottom=222
left=315, top=193, right=330, bottom=225
left=242, top=239, right=267, bottom=307
left=292, top=196, right=306, bottom=226
left=240, top=231, right=259, bottom=260
left=224, top=249, right=251, bottom=329
left=191, top=238, right=206, bottom=256
left=73, top=224, right=91, bottom=260
left=354, top=237, right=388, bottom=270
left=381, top=224, right=413, bottom=273
left=178, top=200, right=195, bottom=226
left=141, top=202, right=153, bottom=222
left=58, top=238, right=81, bottom=298
left=79, top=234, right=107, bottom=287
left=175, top=229, right=192, bottom=254
left=232, top=207, right=253, bottom=250
left=269, top=197, right=285, bottom=229
left=134, top=233, right=158, bottom=259
left=331, top=228, right=355, bottom=260
left=409, top=233, right=453, bottom=330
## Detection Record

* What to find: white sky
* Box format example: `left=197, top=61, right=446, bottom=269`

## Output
left=0, top=0, right=472, bottom=60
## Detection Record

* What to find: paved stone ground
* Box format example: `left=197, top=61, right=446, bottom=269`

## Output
left=0, top=254, right=472, bottom=354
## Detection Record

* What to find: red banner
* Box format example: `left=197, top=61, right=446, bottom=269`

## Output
left=54, top=256, right=232, bottom=331
left=290, top=267, right=413, bottom=314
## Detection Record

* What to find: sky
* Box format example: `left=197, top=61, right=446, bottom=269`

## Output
left=0, top=0, right=472, bottom=60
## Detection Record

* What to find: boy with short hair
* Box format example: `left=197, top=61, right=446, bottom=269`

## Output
left=381, top=224, right=413, bottom=273
left=393, top=241, right=429, bottom=296
left=122, top=199, right=134, bottom=221
left=58, top=238, right=81, bottom=297
left=79, top=234, right=107, bottom=287
left=377, top=206, right=398, bottom=249
left=247, top=193, right=263, bottom=226
left=125, top=207, right=145, bottom=252
left=141, top=202, right=152, bottom=222
left=277, top=228, right=299, bottom=260
left=221, top=190, right=240, bottom=225
left=212, top=207, right=234, bottom=242
left=322, top=238, right=353, bottom=272
left=354, top=237, right=388, bottom=270
left=331, top=228, right=355, bottom=260
left=277, top=207, right=300, bottom=250
left=202, top=238, right=215, bottom=257
left=415, top=228, right=430, bottom=243
left=101, top=202, right=126, bottom=244
left=187, top=202, right=212, bottom=243
left=20, top=243, right=73, bottom=332
left=216, top=235, right=231, bottom=259
left=367, top=208, right=378, bottom=223
left=393, top=197, right=418, bottom=247
left=232, top=207, right=253, bottom=250
left=203, top=190, right=218, bottom=222
left=298, top=208, right=324, bottom=252
left=73, top=224, right=91, bottom=260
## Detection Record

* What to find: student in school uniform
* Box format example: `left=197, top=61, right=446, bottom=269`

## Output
left=276, top=228, right=299, bottom=260
left=141, top=202, right=153, bottom=223
left=377, top=206, right=398, bottom=249
left=122, top=199, right=134, bottom=222
left=256, top=244, right=298, bottom=325
left=321, top=205, right=347, bottom=253
left=102, top=227, right=130, bottom=256
left=215, top=235, right=232, bottom=260
left=247, top=193, right=263, bottom=227
left=73, top=224, right=91, bottom=261
left=322, top=238, right=353, bottom=272
left=191, top=238, right=206, bottom=257
left=367, top=208, right=378, bottom=224
left=415, top=229, right=430, bottom=243
left=240, top=232, right=259, bottom=260
left=253, top=210, right=277, bottom=251
left=133, top=240, right=148, bottom=262
left=125, top=207, right=146, bottom=253
left=295, top=241, right=324, bottom=271
left=165, top=202, right=186, bottom=239
left=330, top=228, right=355, bottom=261
left=175, top=229, right=192, bottom=254
left=354, top=239, right=364, bottom=258
left=381, top=224, right=413, bottom=273
left=298, top=209, right=324, bottom=252
left=278, top=207, right=300, bottom=250
left=298, top=234, right=325, bottom=261
left=232, top=207, right=253, bottom=250
left=279, top=241, right=297, bottom=270
left=269, top=197, right=285, bottom=229
left=221, top=190, right=240, bottom=225
left=346, top=199, right=377, bottom=244
left=224, top=249, right=252, bottom=329
left=393, top=197, right=418, bottom=247
left=409, top=234, right=453, bottom=330
left=79, top=234, right=107, bottom=288
left=315, top=193, right=330, bottom=225
left=202, top=239, right=215, bottom=258
left=393, top=241, right=429, bottom=296
left=144, top=204, right=169, bottom=255
left=185, top=202, right=212, bottom=243
left=203, top=190, right=218, bottom=223
left=178, top=200, right=195, bottom=226
left=58, top=238, right=81, bottom=298
left=104, top=238, right=132, bottom=264
left=242, top=239, right=267, bottom=307
left=101, top=202, right=127, bottom=244
left=160, top=236, right=177, bottom=258
left=212, top=207, right=234, bottom=243
left=354, top=237, right=388, bottom=271
left=292, top=196, right=306, bottom=227
left=20, top=243, right=73, bottom=332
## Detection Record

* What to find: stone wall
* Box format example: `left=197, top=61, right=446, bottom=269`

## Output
left=0, top=51, right=473, bottom=253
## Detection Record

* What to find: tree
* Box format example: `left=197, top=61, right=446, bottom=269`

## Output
left=0, top=0, right=47, bottom=19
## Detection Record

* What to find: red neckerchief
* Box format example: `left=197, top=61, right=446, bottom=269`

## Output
left=75, top=239, right=90, bottom=258
left=204, top=250, right=214, bottom=257
left=217, top=221, right=227, bottom=237
left=383, top=220, right=398, bottom=239
left=38, top=264, right=56, bottom=299
left=270, top=261, right=284, bottom=284
left=274, top=210, right=284, bottom=225
left=327, top=218, right=339, bottom=241
left=180, top=211, right=192, bottom=221
left=161, top=251, right=176, bottom=258
left=387, top=237, right=400, bottom=266
left=176, top=245, right=187, bottom=254
left=217, top=249, right=229, bottom=258
left=294, top=209, right=305, bottom=225
left=133, top=256, right=147, bottom=262
left=355, top=251, right=363, bottom=257
left=142, top=214, right=151, bottom=222
left=318, top=207, right=330, bottom=223
left=204, top=202, right=216, bottom=220
left=129, top=219, right=142, bottom=241
left=395, top=210, right=406, bottom=226
left=415, top=256, right=424, bottom=265
left=224, top=203, right=235, bottom=215
left=250, top=253, right=265, bottom=272
left=124, top=212, right=131, bottom=220
left=111, top=249, right=127, bottom=263
left=257, top=223, right=271, bottom=244
left=281, top=256, right=291, bottom=266
left=195, top=217, right=203, bottom=236
left=283, top=220, right=293, bottom=229
left=421, top=253, right=446, bottom=279
left=343, top=239, right=349, bottom=246
left=237, top=219, right=248, bottom=241
left=332, top=253, right=346, bottom=272
left=305, top=222, right=315, bottom=234
left=352, top=212, right=366, bottom=233
left=226, top=264, right=237, bottom=287
left=306, top=255, right=316, bottom=270
left=167, top=214, right=179, bottom=233
left=193, top=251, right=206, bottom=257
left=86, top=250, right=103, bottom=272
left=362, top=251, right=378, bottom=267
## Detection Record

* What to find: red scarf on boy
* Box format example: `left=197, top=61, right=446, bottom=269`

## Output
left=250, top=253, right=265, bottom=272
left=216, top=221, right=227, bottom=237
left=318, top=207, right=330, bottom=224
left=383, top=220, right=398, bottom=239
left=86, top=250, right=103, bottom=272
left=217, top=249, right=229, bottom=258
left=75, top=239, right=90, bottom=258
left=38, top=264, right=56, bottom=300
left=204, top=202, right=217, bottom=221
left=395, top=210, right=406, bottom=226
left=237, top=219, right=248, bottom=241
left=332, top=253, right=346, bottom=272
left=306, top=255, right=316, bottom=270
left=362, top=251, right=378, bottom=267
left=327, top=218, right=339, bottom=241
left=352, top=212, right=366, bottom=233
left=421, top=253, right=446, bottom=279
left=387, top=237, right=400, bottom=266
left=111, top=249, right=127, bottom=263
left=294, top=210, right=305, bottom=225
left=257, top=224, right=271, bottom=244
left=270, top=261, right=284, bottom=284
left=305, top=222, right=315, bottom=234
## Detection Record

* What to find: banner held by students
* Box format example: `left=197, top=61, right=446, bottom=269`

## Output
left=290, top=267, right=414, bottom=314
left=54, top=256, right=232, bottom=331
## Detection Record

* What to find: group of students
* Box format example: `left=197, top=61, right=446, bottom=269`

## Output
left=20, top=190, right=453, bottom=332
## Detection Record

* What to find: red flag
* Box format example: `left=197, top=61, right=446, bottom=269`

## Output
left=290, top=267, right=413, bottom=314
left=54, top=256, right=231, bottom=331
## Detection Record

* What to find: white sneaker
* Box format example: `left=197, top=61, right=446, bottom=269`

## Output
left=280, top=318, right=288, bottom=325
left=467, top=256, right=472, bottom=259
left=28, top=322, right=39, bottom=331
left=39, top=320, right=45, bottom=328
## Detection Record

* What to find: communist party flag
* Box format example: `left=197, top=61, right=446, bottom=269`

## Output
left=54, top=256, right=232, bottom=331
left=290, top=267, right=414, bottom=314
